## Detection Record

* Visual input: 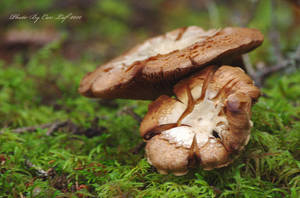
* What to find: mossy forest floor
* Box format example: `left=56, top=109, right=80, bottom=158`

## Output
left=1, top=0, right=300, bottom=197
left=0, top=42, right=299, bottom=197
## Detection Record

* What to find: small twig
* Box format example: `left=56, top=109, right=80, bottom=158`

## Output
left=241, top=54, right=264, bottom=86
left=19, top=192, right=25, bottom=198
left=130, top=142, right=146, bottom=154
left=239, top=0, right=300, bottom=88
left=253, top=44, right=300, bottom=86
left=119, top=107, right=142, bottom=123
left=1, top=118, right=106, bottom=138
left=242, top=54, right=257, bottom=78
left=25, top=159, right=48, bottom=178
left=46, top=121, right=68, bottom=136
left=0, top=120, right=68, bottom=135
left=1, top=123, right=52, bottom=134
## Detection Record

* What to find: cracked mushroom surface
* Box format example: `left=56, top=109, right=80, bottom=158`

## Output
left=79, top=26, right=263, bottom=100
left=140, top=65, right=260, bottom=175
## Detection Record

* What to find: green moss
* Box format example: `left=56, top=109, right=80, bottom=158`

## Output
left=0, top=41, right=299, bottom=197
left=0, top=0, right=300, bottom=197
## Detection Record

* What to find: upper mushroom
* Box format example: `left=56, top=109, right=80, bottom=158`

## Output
left=79, top=26, right=263, bottom=100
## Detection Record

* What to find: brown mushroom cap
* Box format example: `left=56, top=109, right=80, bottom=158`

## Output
left=79, top=26, right=263, bottom=100
left=140, top=65, right=260, bottom=174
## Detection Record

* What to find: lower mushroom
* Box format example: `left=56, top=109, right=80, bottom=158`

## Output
left=140, top=65, right=260, bottom=175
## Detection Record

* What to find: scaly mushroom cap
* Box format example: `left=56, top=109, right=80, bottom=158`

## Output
left=79, top=26, right=263, bottom=100
left=140, top=65, right=260, bottom=175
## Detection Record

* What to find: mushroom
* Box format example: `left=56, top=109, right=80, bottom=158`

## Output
left=79, top=26, right=263, bottom=100
left=140, top=65, right=260, bottom=175
left=79, top=26, right=264, bottom=175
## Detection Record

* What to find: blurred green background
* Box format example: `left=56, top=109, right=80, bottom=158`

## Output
left=0, top=0, right=300, bottom=197
left=1, top=0, right=300, bottom=64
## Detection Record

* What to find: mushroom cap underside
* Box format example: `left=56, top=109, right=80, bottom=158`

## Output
left=79, top=26, right=263, bottom=100
left=140, top=65, right=260, bottom=174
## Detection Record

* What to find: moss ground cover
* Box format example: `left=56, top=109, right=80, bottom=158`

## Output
left=0, top=41, right=299, bottom=197
left=0, top=0, right=300, bottom=197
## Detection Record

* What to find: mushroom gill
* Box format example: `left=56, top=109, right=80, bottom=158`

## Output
left=140, top=65, right=260, bottom=175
